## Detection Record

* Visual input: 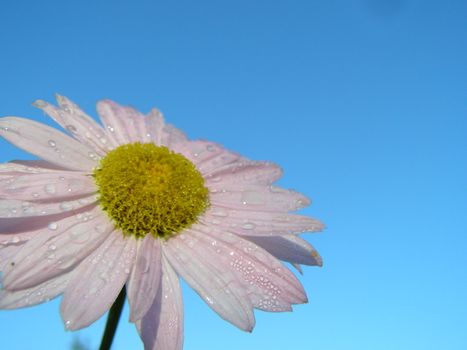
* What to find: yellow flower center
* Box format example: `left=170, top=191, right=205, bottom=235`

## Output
left=93, top=143, right=209, bottom=239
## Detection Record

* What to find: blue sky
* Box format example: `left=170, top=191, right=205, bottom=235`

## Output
left=0, top=0, right=466, bottom=349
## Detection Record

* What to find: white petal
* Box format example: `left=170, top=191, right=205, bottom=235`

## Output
left=163, top=234, right=255, bottom=332
left=145, top=108, right=165, bottom=146
left=0, top=244, right=24, bottom=271
left=0, top=272, right=69, bottom=309
left=0, top=161, right=68, bottom=175
left=200, top=208, right=324, bottom=236
left=0, top=117, right=98, bottom=171
left=137, top=254, right=184, bottom=350
left=243, top=234, right=323, bottom=267
left=205, top=161, right=282, bottom=186
left=2, top=208, right=114, bottom=291
left=0, top=208, right=91, bottom=235
left=0, top=172, right=96, bottom=201
left=210, top=185, right=310, bottom=212
left=127, top=235, right=162, bottom=322
left=33, top=96, right=113, bottom=154
left=97, top=100, right=148, bottom=145
left=146, top=108, right=187, bottom=147
left=188, top=226, right=307, bottom=312
left=177, top=141, right=239, bottom=173
left=0, top=230, right=37, bottom=247
left=60, top=233, right=136, bottom=330
left=0, top=195, right=97, bottom=218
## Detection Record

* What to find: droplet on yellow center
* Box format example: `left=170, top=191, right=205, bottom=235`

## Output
left=93, top=143, right=209, bottom=239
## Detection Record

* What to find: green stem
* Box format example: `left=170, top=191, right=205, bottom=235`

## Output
left=99, top=287, right=126, bottom=350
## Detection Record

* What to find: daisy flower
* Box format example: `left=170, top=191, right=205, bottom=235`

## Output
left=0, top=95, right=323, bottom=350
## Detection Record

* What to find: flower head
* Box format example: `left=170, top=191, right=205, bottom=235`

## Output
left=0, top=95, right=323, bottom=350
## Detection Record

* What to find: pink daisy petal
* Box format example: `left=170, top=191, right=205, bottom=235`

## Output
left=0, top=205, right=94, bottom=234
left=145, top=108, right=187, bottom=147
left=137, top=255, right=184, bottom=350
left=243, top=234, right=323, bottom=267
left=33, top=96, right=113, bottom=155
left=161, top=124, right=188, bottom=147
left=0, top=272, right=69, bottom=310
left=176, top=141, right=240, bottom=173
left=97, top=100, right=148, bottom=145
left=0, top=117, right=98, bottom=171
left=197, top=151, right=240, bottom=174
left=60, top=232, right=136, bottom=331
left=201, top=209, right=324, bottom=236
left=0, top=172, right=96, bottom=201
left=210, top=185, right=310, bottom=212
left=0, top=244, right=23, bottom=271
left=145, top=108, right=165, bottom=146
left=205, top=161, right=283, bottom=186
left=0, top=195, right=97, bottom=219
left=0, top=228, right=37, bottom=246
left=2, top=208, right=114, bottom=291
left=127, top=235, right=162, bottom=322
left=164, top=234, right=256, bottom=332
left=188, top=225, right=307, bottom=311
left=9, top=160, right=72, bottom=171
left=0, top=161, right=69, bottom=176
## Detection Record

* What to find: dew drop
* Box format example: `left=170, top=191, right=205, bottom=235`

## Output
left=60, top=202, right=73, bottom=211
left=88, top=152, right=98, bottom=160
left=242, top=222, right=256, bottom=230
left=95, top=224, right=107, bottom=233
left=48, top=140, right=56, bottom=147
left=11, top=236, right=20, bottom=243
left=44, top=184, right=56, bottom=194
left=66, top=125, right=77, bottom=133
left=107, top=125, right=115, bottom=132
left=49, top=244, right=57, bottom=251
left=211, top=209, right=228, bottom=217
left=48, top=222, right=58, bottom=230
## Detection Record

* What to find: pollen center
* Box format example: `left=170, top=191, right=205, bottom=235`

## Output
left=93, top=143, right=209, bottom=239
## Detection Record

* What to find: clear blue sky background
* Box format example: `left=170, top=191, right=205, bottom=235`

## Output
left=0, top=1, right=466, bottom=349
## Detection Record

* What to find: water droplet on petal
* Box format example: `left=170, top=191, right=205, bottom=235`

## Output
left=44, top=184, right=56, bottom=194
left=242, top=222, right=256, bottom=230
left=66, top=125, right=77, bottom=133
left=48, top=140, right=56, bottom=147
left=60, top=202, right=73, bottom=211
left=95, top=224, right=107, bottom=233
left=88, top=152, right=98, bottom=160
left=48, top=222, right=58, bottom=230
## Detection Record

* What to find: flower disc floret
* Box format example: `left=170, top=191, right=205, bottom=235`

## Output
left=93, top=142, right=209, bottom=239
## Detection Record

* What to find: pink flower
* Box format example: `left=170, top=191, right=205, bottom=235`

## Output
left=0, top=95, right=323, bottom=350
